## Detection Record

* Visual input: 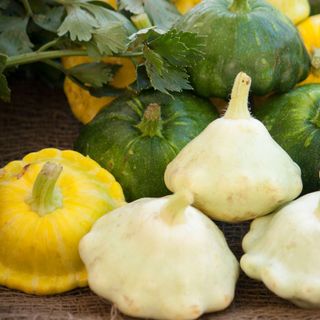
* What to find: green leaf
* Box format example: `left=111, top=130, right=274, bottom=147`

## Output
left=33, top=6, right=65, bottom=32
left=0, top=16, right=33, bottom=55
left=67, top=62, right=120, bottom=88
left=149, top=29, right=206, bottom=66
left=0, top=29, right=34, bottom=56
left=130, top=64, right=151, bottom=92
left=0, top=54, right=10, bottom=102
left=119, top=0, right=180, bottom=30
left=143, top=46, right=192, bottom=94
left=144, top=0, right=180, bottom=30
left=93, top=22, right=128, bottom=55
left=58, top=5, right=99, bottom=41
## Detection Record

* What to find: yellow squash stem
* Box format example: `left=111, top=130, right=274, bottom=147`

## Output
left=131, top=13, right=152, bottom=29
left=26, top=161, right=63, bottom=216
left=135, top=103, right=163, bottom=137
left=224, top=72, right=252, bottom=120
left=229, top=0, right=251, bottom=13
left=160, top=190, right=194, bottom=225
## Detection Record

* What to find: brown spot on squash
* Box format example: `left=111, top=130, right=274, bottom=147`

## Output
left=16, top=164, right=31, bottom=179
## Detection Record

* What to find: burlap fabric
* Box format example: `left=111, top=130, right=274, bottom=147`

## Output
left=0, top=79, right=319, bottom=319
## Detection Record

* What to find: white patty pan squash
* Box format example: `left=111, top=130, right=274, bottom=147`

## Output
left=165, top=72, right=303, bottom=222
left=79, top=191, right=239, bottom=320
left=241, top=191, right=320, bottom=308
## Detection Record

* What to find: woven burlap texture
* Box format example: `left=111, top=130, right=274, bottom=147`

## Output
left=0, top=79, right=319, bottom=320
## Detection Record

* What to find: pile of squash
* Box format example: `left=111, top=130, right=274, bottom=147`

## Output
left=1, top=0, right=320, bottom=319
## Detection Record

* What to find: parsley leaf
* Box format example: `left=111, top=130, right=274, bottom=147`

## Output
left=58, top=1, right=135, bottom=43
left=129, top=28, right=204, bottom=94
left=67, top=62, right=120, bottom=88
left=58, top=5, right=99, bottom=41
left=0, top=53, right=10, bottom=102
left=144, top=46, right=191, bottom=94
left=33, top=6, right=65, bottom=33
left=149, top=29, right=205, bottom=66
left=119, top=0, right=180, bottom=30
left=0, top=16, right=33, bottom=55
left=93, top=22, right=128, bottom=55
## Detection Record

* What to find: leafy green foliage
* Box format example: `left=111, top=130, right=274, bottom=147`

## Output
left=129, top=27, right=205, bottom=94
left=67, top=62, right=120, bottom=88
left=0, top=0, right=206, bottom=101
left=33, top=6, right=65, bottom=33
left=0, top=54, right=10, bottom=102
left=119, top=0, right=180, bottom=30
left=0, top=16, right=33, bottom=55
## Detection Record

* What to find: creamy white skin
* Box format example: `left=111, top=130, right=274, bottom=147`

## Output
left=165, top=72, right=302, bottom=222
left=241, top=192, right=320, bottom=308
left=79, top=191, right=239, bottom=320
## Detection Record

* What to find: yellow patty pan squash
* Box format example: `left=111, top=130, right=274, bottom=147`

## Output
left=267, top=0, right=310, bottom=25
left=0, top=148, right=124, bottom=295
left=172, top=0, right=201, bottom=14
left=298, top=15, right=320, bottom=85
left=63, top=56, right=136, bottom=124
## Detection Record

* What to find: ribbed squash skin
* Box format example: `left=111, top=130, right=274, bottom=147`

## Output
left=176, top=0, right=310, bottom=99
left=255, top=84, right=320, bottom=194
left=75, top=92, right=219, bottom=201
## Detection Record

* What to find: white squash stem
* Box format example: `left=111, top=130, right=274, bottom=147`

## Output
left=224, top=72, right=251, bottom=120
left=160, top=190, right=194, bottom=225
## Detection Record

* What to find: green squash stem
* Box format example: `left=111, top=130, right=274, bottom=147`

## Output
left=160, top=190, right=194, bottom=225
left=136, top=103, right=163, bottom=137
left=229, top=0, right=251, bottom=13
left=131, top=13, right=152, bottom=30
left=26, top=161, right=63, bottom=216
left=224, top=72, right=252, bottom=120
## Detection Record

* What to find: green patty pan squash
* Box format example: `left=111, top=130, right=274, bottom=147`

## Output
left=176, top=0, right=310, bottom=99
left=255, top=84, right=320, bottom=194
left=75, top=92, right=219, bottom=202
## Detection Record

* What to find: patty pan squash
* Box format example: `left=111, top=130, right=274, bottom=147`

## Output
left=0, top=148, right=124, bottom=295
left=176, top=0, right=310, bottom=99
left=79, top=191, right=239, bottom=320
left=172, top=0, right=202, bottom=14
left=165, top=72, right=302, bottom=222
left=63, top=56, right=136, bottom=124
left=241, top=191, right=320, bottom=308
left=267, top=0, right=310, bottom=25
left=298, top=15, right=320, bottom=86
left=75, top=91, right=219, bottom=202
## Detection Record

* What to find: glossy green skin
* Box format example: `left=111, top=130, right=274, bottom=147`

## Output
left=255, top=84, right=320, bottom=194
left=75, top=92, right=219, bottom=201
left=176, top=0, right=310, bottom=99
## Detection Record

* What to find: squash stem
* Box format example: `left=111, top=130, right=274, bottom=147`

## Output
left=229, top=0, right=251, bottom=13
left=26, top=162, right=63, bottom=216
left=224, top=72, right=252, bottom=120
left=160, top=190, right=194, bottom=225
left=311, top=48, right=320, bottom=76
left=135, top=103, right=163, bottom=137
left=131, top=13, right=152, bottom=30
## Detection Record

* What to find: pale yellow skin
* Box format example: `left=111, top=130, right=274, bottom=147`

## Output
left=241, top=192, right=320, bottom=308
left=165, top=72, right=302, bottom=222
left=79, top=193, right=239, bottom=320
left=267, top=0, right=310, bottom=24
left=0, top=148, right=124, bottom=295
